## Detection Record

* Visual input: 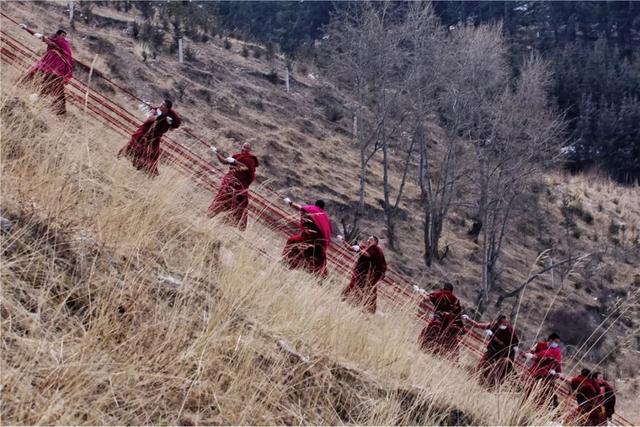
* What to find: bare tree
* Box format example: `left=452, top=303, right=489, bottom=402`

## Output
left=405, top=21, right=565, bottom=304
left=403, top=6, right=474, bottom=265
left=472, top=53, right=567, bottom=311
left=322, top=3, right=410, bottom=246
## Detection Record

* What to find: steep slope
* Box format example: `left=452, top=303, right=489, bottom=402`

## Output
left=1, top=66, right=557, bottom=425
left=1, top=1, right=639, bottom=421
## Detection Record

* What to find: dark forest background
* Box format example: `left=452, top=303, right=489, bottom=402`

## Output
left=114, top=1, right=640, bottom=184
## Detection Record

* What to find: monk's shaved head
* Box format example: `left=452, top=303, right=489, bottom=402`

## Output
left=242, top=142, right=251, bottom=151
left=442, top=282, right=454, bottom=292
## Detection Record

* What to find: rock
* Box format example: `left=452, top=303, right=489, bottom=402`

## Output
left=0, top=216, right=13, bottom=233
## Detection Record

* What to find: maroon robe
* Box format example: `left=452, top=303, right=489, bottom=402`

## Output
left=118, top=110, right=181, bottom=176
left=282, top=206, right=331, bottom=277
left=597, top=379, right=615, bottom=421
left=478, top=321, right=520, bottom=387
left=418, top=290, right=465, bottom=356
left=341, top=244, right=387, bottom=313
left=21, top=35, right=73, bottom=114
left=568, top=375, right=606, bottom=426
left=208, top=151, right=258, bottom=230
left=523, top=341, right=563, bottom=408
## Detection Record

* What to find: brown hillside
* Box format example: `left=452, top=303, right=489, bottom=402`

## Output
left=2, top=1, right=639, bottom=420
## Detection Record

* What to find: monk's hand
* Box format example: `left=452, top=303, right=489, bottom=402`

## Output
left=524, top=352, right=534, bottom=361
left=351, top=245, right=361, bottom=252
left=283, top=197, right=292, bottom=206
left=461, top=314, right=470, bottom=321
left=166, top=116, right=173, bottom=125
left=549, top=369, right=557, bottom=376
left=337, top=234, right=344, bottom=242
left=34, top=32, right=44, bottom=40
left=484, top=329, right=493, bottom=337
left=225, top=156, right=236, bottom=164
left=210, top=146, right=217, bottom=154
left=20, top=23, right=28, bottom=29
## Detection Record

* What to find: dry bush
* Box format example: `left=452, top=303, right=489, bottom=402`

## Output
left=1, top=71, right=561, bottom=425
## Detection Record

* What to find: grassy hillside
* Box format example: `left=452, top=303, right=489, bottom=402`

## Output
left=0, top=67, right=562, bottom=424
left=1, top=1, right=639, bottom=422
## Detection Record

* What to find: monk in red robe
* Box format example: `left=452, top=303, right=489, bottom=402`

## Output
left=118, top=100, right=181, bottom=177
left=340, top=235, right=387, bottom=314
left=462, top=314, right=519, bottom=387
left=593, top=372, right=616, bottom=423
left=522, top=333, right=563, bottom=408
left=282, top=199, right=331, bottom=278
left=563, top=369, right=606, bottom=426
left=207, top=142, right=258, bottom=230
left=417, top=283, right=465, bottom=357
left=19, top=27, right=73, bottom=115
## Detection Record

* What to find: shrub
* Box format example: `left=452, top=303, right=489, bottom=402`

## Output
left=131, top=21, right=140, bottom=39
left=265, top=41, right=275, bottom=60
left=266, top=68, right=279, bottom=84
left=241, top=45, right=249, bottom=58
left=325, top=105, right=344, bottom=122
left=561, top=196, right=594, bottom=225
left=608, top=220, right=621, bottom=235
left=223, top=38, right=232, bottom=50
left=253, top=48, right=262, bottom=59
left=297, top=61, right=309, bottom=75
left=249, top=97, right=264, bottom=111
left=184, top=46, right=196, bottom=61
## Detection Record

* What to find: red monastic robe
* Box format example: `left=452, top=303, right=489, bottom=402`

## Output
left=597, top=379, right=615, bottom=421
left=478, top=321, right=520, bottom=386
left=418, top=290, right=465, bottom=356
left=569, top=375, right=606, bottom=426
left=529, top=343, right=562, bottom=378
left=22, top=35, right=73, bottom=114
left=118, top=110, right=181, bottom=176
left=282, top=205, right=331, bottom=277
left=524, top=340, right=563, bottom=408
left=341, top=244, right=387, bottom=313
left=208, top=151, right=259, bottom=230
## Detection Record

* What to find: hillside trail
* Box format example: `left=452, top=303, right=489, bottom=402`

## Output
left=0, top=10, right=636, bottom=426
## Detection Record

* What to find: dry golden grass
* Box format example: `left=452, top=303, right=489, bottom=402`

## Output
left=0, top=66, right=568, bottom=425
left=2, top=2, right=638, bottom=422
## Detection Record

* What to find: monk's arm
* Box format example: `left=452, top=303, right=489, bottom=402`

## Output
left=465, top=319, right=491, bottom=329
left=215, top=152, right=229, bottom=165
left=232, top=162, right=249, bottom=171
left=142, top=114, right=156, bottom=124
left=19, top=24, right=36, bottom=36
left=43, top=37, right=67, bottom=54
left=337, top=236, right=368, bottom=254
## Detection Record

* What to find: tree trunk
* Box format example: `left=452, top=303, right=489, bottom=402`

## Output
left=382, top=139, right=396, bottom=248
left=357, top=133, right=367, bottom=220
left=423, top=210, right=433, bottom=266
left=470, top=154, right=489, bottom=239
